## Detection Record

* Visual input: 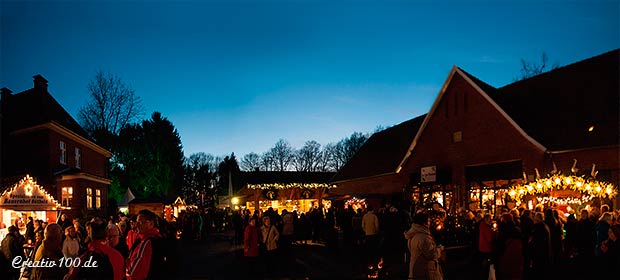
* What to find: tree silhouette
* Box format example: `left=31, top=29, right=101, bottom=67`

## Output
left=293, top=140, right=322, bottom=171
left=115, top=112, right=184, bottom=199
left=269, top=139, right=295, bottom=171
left=78, top=70, right=143, bottom=150
left=515, top=52, right=560, bottom=81
left=240, top=152, right=261, bottom=171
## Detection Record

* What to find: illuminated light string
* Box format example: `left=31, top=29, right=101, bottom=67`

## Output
left=508, top=173, right=617, bottom=204
left=248, top=183, right=337, bottom=190
left=0, top=174, right=63, bottom=209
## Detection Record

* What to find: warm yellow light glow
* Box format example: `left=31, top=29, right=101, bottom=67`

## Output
left=588, top=126, right=594, bottom=132
left=508, top=171, right=617, bottom=206
left=231, top=197, right=239, bottom=205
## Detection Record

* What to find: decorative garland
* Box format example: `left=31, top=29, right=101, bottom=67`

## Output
left=248, top=183, right=336, bottom=190
left=508, top=172, right=617, bottom=203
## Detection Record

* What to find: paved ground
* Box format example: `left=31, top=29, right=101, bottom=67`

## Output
left=168, top=229, right=478, bottom=280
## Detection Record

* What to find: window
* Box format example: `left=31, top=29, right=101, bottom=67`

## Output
left=75, top=148, right=81, bottom=169
left=454, top=93, right=458, bottom=116
left=61, top=187, right=73, bottom=207
left=96, top=189, right=101, bottom=209
left=453, top=131, right=462, bottom=143
left=60, top=141, right=67, bottom=164
left=86, top=188, right=93, bottom=209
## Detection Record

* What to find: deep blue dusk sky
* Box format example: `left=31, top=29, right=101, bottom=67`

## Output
left=2, top=0, right=618, bottom=158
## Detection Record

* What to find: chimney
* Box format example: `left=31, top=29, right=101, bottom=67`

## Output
left=33, top=74, right=48, bottom=90
left=0, top=88, right=12, bottom=100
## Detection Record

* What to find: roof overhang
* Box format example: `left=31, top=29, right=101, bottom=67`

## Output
left=56, top=172, right=112, bottom=185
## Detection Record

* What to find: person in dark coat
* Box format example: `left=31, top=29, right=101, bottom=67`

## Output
left=1, top=226, right=25, bottom=280
left=528, top=212, right=551, bottom=280
left=25, top=217, right=35, bottom=242
left=495, top=213, right=523, bottom=280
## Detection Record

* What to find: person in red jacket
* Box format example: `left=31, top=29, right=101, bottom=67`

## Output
left=478, top=213, right=496, bottom=280
left=244, top=217, right=260, bottom=277
left=126, top=210, right=162, bottom=280
left=64, top=217, right=125, bottom=280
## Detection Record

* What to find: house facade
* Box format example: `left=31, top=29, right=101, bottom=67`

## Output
left=331, top=49, right=620, bottom=213
left=0, top=75, right=112, bottom=227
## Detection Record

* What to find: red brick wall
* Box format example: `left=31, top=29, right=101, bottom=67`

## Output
left=400, top=73, right=546, bottom=186
left=48, top=131, right=108, bottom=178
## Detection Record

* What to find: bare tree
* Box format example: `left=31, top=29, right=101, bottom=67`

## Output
left=269, top=139, right=295, bottom=171
left=317, top=143, right=336, bottom=171
left=293, top=140, right=322, bottom=171
left=326, top=132, right=369, bottom=171
left=78, top=70, right=143, bottom=149
left=240, top=152, right=262, bottom=171
left=515, top=52, right=560, bottom=81
left=261, top=151, right=275, bottom=171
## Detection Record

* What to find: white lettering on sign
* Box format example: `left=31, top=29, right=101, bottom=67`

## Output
left=421, top=166, right=436, bottom=183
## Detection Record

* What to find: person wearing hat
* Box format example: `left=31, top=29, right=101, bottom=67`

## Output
left=1, top=225, right=25, bottom=280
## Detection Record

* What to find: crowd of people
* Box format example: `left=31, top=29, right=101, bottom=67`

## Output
left=2, top=201, right=618, bottom=280
left=0, top=210, right=174, bottom=280
left=230, top=201, right=620, bottom=280
left=467, top=204, right=620, bottom=280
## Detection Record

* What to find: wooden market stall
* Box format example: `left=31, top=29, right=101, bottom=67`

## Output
left=0, top=175, right=62, bottom=240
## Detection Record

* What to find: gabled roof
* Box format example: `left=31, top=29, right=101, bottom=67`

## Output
left=343, top=49, right=619, bottom=184
left=241, top=171, right=336, bottom=185
left=490, top=49, right=620, bottom=151
left=2, top=85, right=92, bottom=140
left=330, top=114, right=426, bottom=183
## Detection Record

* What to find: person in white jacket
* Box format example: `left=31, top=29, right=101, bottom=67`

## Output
left=404, top=211, right=444, bottom=280
left=62, top=226, right=81, bottom=260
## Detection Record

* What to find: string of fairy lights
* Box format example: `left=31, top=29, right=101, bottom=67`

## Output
left=0, top=174, right=62, bottom=209
left=508, top=163, right=617, bottom=205
left=247, top=183, right=337, bottom=190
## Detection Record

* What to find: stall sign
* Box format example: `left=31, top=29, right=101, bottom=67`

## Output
left=300, top=189, right=314, bottom=199
left=421, top=166, right=437, bottom=183
left=262, top=189, right=279, bottom=200
left=0, top=175, right=61, bottom=210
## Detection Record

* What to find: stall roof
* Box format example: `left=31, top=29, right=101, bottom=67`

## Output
left=330, top=114, right=426, bottom=183
left=0, top=175, right=62, bottom=211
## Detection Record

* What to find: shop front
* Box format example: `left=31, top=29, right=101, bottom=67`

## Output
left=409, top=166, right=455, bottom=212
left=0, top=175, right=62, bottom=240
left=465, top=160, right=523, bottom=216
left=242, top=183, right=335, bottom=215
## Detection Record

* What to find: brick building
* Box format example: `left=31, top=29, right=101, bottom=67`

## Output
left=0, top=75, right=112, bottom=228
left=331, top=49, right=619, bottom=213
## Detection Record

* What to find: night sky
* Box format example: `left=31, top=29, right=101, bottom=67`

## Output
left=2, top=0, right=618, bottom=158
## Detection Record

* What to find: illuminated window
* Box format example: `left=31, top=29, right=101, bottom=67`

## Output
left=75, top=148, right=81, bottom=169
left=96, top=189, right=101, bottom=209
left=60, top=141, right=67, bottom=164
left=62, top=187, right=73, bottom=207
left=86, top=188, right=93, bottom=209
